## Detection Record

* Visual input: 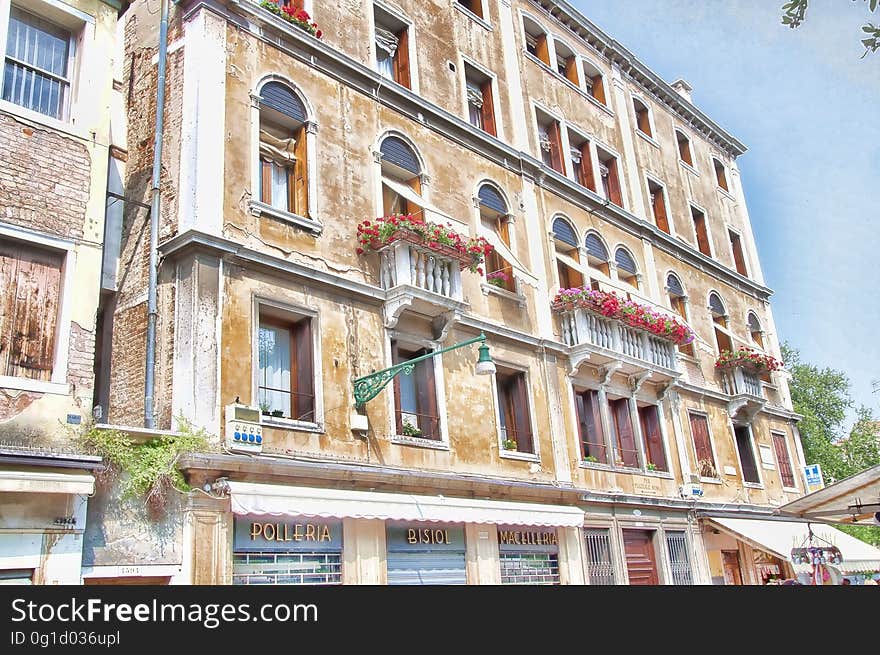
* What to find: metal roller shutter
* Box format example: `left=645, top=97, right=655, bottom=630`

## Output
left=386, top=551, right=467, bottom=585
left=478, top=184, right=507, bottom=214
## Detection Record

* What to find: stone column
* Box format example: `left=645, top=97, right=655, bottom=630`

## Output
left=465, top=523, right=500, bottom=585
left=342, top=518, right=387, bottom=585
left=181, top=493, right=232, bottom=585
left=557, top=526, right=586, bottom=585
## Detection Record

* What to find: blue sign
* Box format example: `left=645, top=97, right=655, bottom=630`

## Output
left=804, top=464, right=822, bottom=486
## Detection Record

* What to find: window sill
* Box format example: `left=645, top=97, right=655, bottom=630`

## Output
left=499, top=449, right=539, bottom=462
left=642, top=470, right=673, bottom=479
left=761, top=463, right=777, bottom=471
left=0, top=376, right=70, bottom=396
left=390, top=435, right=450, bottom=451
left=0, top=100, right=90, bottom=143
left=716, top=186, right=735, bottom=201
left=453, top=3, right=492, bottom=31
left=636, top=130, right=660, bottom=149
left=248, top=200, right=322, bottom=235
left=260, top=416, right=324, bottom=433
left=700, top=477, right=722, bottom=485
left=578, top=460, right=614, bottom=471
left=679, top=160, right=700, bottom=176
left=782, top=485, right=799, bottom=493
left=480, top=282, right=526, bottom=307
left=523, top=51, right=614, bottom=118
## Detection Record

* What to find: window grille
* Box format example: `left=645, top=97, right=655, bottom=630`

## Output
left=499, top=553, right=560, bottom=585
left=233, top=552, right=342, bottom=585
left=583, top=528, right=616, bottom=585
left=665, top=531, right=693, bottom=585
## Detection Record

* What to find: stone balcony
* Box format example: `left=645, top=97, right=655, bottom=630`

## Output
left=717, top=365, right=767, bottom=423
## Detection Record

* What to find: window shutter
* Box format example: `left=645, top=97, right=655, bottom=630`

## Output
left=614, top=248, right=637, bottom=275
left=415, top=351, right=438, bottom=439
left=730, top=232, right=747, bottom=276
left=577, top=389, right=606, bottom=463
left=548, top=121, right=565, bottom=175
left=639, top=405, right=666, bottom=471
left=292, top=319, right=314, bottom=421
left=535, top=33, right=550, bottom=66
left=479, top=79, right=496, bottom=137
left=689, top=414, right=714, bottom=467
left=773, top=433, right=795, bottom=487
left=512, top=373, right=533, bottom=453
left=405, top=176, right=422, bottom=217
left=261, top=159, right=272, bottom=205
left=579, top=142, right=595, bottom=192
left=694, top=213, right=710, bottom=255
left=612, top=398, right=637, bottom=467
left=393, top=28, right=411, bottom=89
left=709, top=293, right=725, bottom=316
left=293, top=125, right=309, bottom=216
left=564, top=56, right=578, bottom=85
left=653, top=188, right=669, bottom=233
left=606, top=158, right=622, bottom=206
left=735, top=428, right=759, bottom=483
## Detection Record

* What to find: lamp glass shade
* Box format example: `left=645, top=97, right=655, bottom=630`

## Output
left=474, top=343, right=496, bottom=376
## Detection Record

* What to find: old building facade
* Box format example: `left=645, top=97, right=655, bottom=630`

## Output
left=0, top=0, right=125, bottom=584
left=86, top=0, right=808, bottom=585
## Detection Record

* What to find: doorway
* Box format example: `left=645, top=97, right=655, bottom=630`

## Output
left=622, top=529, right=659, bottom=585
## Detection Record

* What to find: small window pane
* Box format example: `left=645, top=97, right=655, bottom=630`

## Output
left=259, top=324, right=292, bottom=417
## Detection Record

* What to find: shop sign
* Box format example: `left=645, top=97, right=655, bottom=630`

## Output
left=497, top=525, right=559, bottom=553
left=233, top=517, right=342, bottom=552
left=386, top=524, right=465, bottom=552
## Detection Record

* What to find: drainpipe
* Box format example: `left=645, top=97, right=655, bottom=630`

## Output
left=145, top=0, right=170, bottom=429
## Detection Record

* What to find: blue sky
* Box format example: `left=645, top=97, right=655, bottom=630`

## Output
left=573, top=1, right=880, bottom=427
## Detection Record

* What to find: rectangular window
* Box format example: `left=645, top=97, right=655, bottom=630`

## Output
left=259, top=119, right=308, bottom=217
left=392, top=342, right=439, bottom=440
left=714, top=159, right=729, bottom=191
left=688, top=413, right=716, bottom=477
left=3, top=8, right=72, bottom=120
left=735, top=426, right=760, bottom=483
left=610, top=397, right=638, bottom=468
left=556, top=259, right=583, bottom=291
left=665, top=532, right=693, bottom=585
left=648, top=180, right=670, bottom=234
left=456, top=0, right=483, bottom=19
left=728, top=230, right=747, bottom=276
left=597, top=148, right=622, bottom=206
left=374, top=7, right=410, bottom=89
left=499, top=553, right=559, bottom=585
left=691, top=207, right=711, bottom=256
left=464, top=64, right=496, bottom=137
left=638, top=405, right=667, bottom=472
left=568, top=133, right=595, bottom=192
left=575, top=389, right=606, bottom=463
left=537, top=114, right=565, bottom=175
left=583, top=528, right=616, bottom=585
left=677, top=131, right=693, bottom=166
left=233, top=552, right=342, bottom=585
left=0, top=239, right=64, bottom=381
left=772, top=432, right=796, bottom=488
left=258, top=314, right=314, bottom=422
left=496, top=368, right=533, bottom=453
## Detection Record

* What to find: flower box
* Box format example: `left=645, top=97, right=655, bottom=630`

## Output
left=259, top=0, right=323, bottom=38
left=357, top=214, right=493, bottom=273
left=715, top=348, right=782, bottom=373
left=551, top=286, right=695, bottom=346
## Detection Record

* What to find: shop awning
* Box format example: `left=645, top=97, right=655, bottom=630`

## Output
left=0, top=470, right=94, bottom=495
left=226, top=481, right=585, bottom=528
left=707, top=517, right=880, bottom=574
left=777, top=464, right=880, bottom=525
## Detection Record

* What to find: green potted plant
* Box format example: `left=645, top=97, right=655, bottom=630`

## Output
left=584, top=455, right=599, bottom=463
left=260, top=402, right=271, bottom=416
left=401, top=420, right=423, bottom=438
left=486, top=270, right=510, bottom=288
left=646, top=462, right=657, bottom=472
left=502, top=439, right=517, bottom=450
left=270, top=408, right=284, bottom=418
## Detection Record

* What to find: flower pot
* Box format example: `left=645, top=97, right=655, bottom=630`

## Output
left=271, top=410, right=284, bottom=418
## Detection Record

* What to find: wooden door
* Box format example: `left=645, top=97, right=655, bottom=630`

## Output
left=623, top=530, right=659, bottom=585
left=722, top=550, right=743, bottom=585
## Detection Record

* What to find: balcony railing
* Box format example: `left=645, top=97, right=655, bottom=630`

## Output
left=559, top=308, right=677, bottom=370
left=718, top=366, right=763, bottom=398
left=378, top=240, right=463, bottom=301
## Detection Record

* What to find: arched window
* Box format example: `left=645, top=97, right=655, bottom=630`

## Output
left=676, top=129, right=693, bottom=167
left=554, top=39, right=578, bottom=84
left=552, top=216, right=583, bottom=290
left=479, top=183, right=515, bottom=292
left=614, top=246, right=639, bottom=289
left=748, top=312, right=764, bottom=349
left=709, top=292, right=732, bottom=354
left=522, top=15, right=550, bottom=66
left=667, top=274, right=693, bottom=356
left=379, top=134, right=424, bottom=217
left=584, top=231, right=609, bottom=290
left=713, top=158, right=729, bottom=192
left=632, top=97, right=653, bottom=138
left=258, top=81, right=310, bottom=218
left=581, top=58, right=606, bottom=105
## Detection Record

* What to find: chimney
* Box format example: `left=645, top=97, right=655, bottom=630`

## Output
left=671, top=78, right=693, bottom=103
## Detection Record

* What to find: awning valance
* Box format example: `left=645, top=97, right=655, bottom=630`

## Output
left=0, top=470, right=94, bottom=495
left=707, top=517, right=880, bottom=574
left=226, top=481, right=585, bottom=528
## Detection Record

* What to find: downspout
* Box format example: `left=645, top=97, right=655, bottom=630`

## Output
left=145, top=0, right=170, bottom=429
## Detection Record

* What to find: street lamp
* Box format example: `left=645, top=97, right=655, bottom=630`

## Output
left=353, top=332, right=495, bottom=408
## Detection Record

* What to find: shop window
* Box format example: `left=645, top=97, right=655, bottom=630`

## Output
left=568, top=131, right=595, bottom=191
left=638, top=404, right=667, bottom=472
left=499, top=526, right=560, bottom=585
left=258, top=82, right=309, bottom=218
left=632, top=97, right=653, bottom=138
left=374, top=5, right=411, bottom=89
left=691, top=206, right=711, bottom=256
left=614, top=246, right=639, bottom=289
left=609, top=397, right=638, bottom=468
left=392, top=342, right=439, bottom=440
left=581, top=58, right=606, bottom=105
left=522, top=15, right=550, bottom=66
left=713, top=157, right=729, bottom=191
left=748, top=312, right=764, bottom=349
left=597, top=146, right=622, bottom=206
left=583, top=528, right=616, bottom=585
left=2, top=7, right=73, bottom=120
left=729, top=229, right=748, bottom=276
left=688, top=412, right=717, bottom=478
left=667, top=273, right=694, bottom=357
left=665, top=531, right=693, bottom=585
left=496, top=368, right=534, bottom=454
left=554, top=39, right=578, bottom=84
left=386, top=524, right=467, bottom=585
left=735, top=426, right=760, bottom=484
left=257, top=311, right=315, bottom=422
left=772, top=432, right=796, bottom=488
left=0, top=239, right=64, bottom=381
left=464, top=63, right=496, bottom=136
left=648, top=179, right=670, bottom=234
left=536, top=109, right=565, bottom=174
left=575, top=388, right=607, bottom=463
left=676, top=130, right=693, bottom=167
left=709, top=292, right=732, bottom=354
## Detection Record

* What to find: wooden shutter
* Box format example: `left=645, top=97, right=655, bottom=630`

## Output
left=292, top=319, right=314, bottom=421
left=480, top=79, right=496, bottom=137
left=639, top=405, right=667, bottom=471
left=512, top=373, right=533, bottom=453
left=261, top=159, right=272, bottom=205
left=535, top=33, right=550, bottom=66
left=405, top=176, right=422, bottom=217
left=564, top=57, right=578, bottom=85
left=393, top=28, right=411, bottom=89
left=773, top=433, right=795, bottom=487
left=693, top=212, right=710, bottom=255
left=577, top=389, right=606, bottom=462
left=415, top=351, right=438, bottom=440
left=0, top=242, right=63, bottom=380
left=636, top=107, right=651, bottom=136
left=579, top=142, right=595, bottom=192
left=392, top=342, right=404, bottom=434
left=678, top=136, right=692, bottom=166
left=714, top=327, right=732, bottom=354
left=689, top=413, right=714, bottom=466
left=548, top=121, right=565, bottom=175
left=729, top=232, right=747, bottom=276
left=289, top=0, right=304, bottom=10
left=592, top=75, right=606, bottom=105
left=606, top=157, right=621, bottom=206
left=653, top=187, right=670, bottom=233
left=611, top=399, right=637, bottom=467
left=293, top=125, right=309, bottom=217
